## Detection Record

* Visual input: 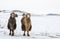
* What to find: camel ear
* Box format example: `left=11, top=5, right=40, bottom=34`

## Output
left=27, top=13, right=31, bottom=17
left=15, top=14, right=18, bottom=17
left=10, top=12, right=15, bottom=15
left=10, top=12, right=12, bottom=15
left=22, top=13, right=25, bottom=16
left=29, top=13, right=31, bottom=15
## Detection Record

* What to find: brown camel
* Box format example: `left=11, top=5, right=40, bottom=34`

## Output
left=7, top=12, right=18, bottom=36
left=21, top=13, right=32, bottom=36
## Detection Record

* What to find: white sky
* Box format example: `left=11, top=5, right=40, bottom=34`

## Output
left=0, top=0, right=60, bottom=14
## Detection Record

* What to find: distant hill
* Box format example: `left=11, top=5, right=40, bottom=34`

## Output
left=47, top=13, right=60, bottom=16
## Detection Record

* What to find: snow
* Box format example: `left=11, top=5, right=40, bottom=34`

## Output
left=0, top=13, right=60, bottom=39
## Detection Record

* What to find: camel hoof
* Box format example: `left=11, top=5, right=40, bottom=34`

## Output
left=27, top=34, right=30, bottom=36
left=9, top=33, right=11, bottom=35
left=12, top=33, right=14, bottom=36
left=23, top=34, right=25, bottom=36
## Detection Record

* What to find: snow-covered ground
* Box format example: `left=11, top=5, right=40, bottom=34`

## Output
left=0, top=13, right=60, bottom=39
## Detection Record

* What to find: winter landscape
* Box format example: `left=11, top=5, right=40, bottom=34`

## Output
left=0, top=0, right=60, bottom=39
left=0, top=12, right=60, bottom=39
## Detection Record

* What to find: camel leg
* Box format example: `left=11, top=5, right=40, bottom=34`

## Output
left=27, top=26, right=30, bottom=36
left=9, top=30, right=11, bottom=35
left=27, top=31, right=30, bottom=36
left=23, top=31, right=26, bottom=36
left=12, top=30, right=14, bottom=36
